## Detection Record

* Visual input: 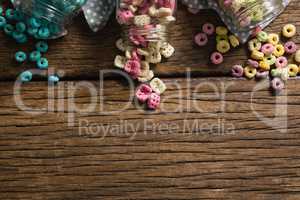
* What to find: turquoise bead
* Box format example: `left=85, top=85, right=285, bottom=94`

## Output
left=0, top=6, right=3, bottom=15
left=37, top=27, right=50, bottom=39
left=4, top=24, right=14, bottom=36
left=37, top=57, right=49, bottom=69
left=27, top=27, right=38, bottom=36
left=15, top=51, right=27, bottom=63
left=29, top=51, right=41, bottom=62
left=16, top=35, right=28, bottom=44
left=13, top=32, right=28, bottom=44
left=28, top=17, right=41, bottom=28
left=0, top=16, right=6, bottom=28
left=5, top=9, right=14, bottom=20
left=16, top=22, right=26, bottom=33
left=13, top=10, right=23, bottom=21
left=48, top=75, right=59, bottom=83
left=36, top=41, right=49, bottom=53
left=20, top=71, right=33, bottom=82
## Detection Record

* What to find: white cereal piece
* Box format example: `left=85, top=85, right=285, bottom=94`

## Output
left=157, top=7, right=173, bottom=17
left=150, top=78, right=167, bottom=94
left=116, top=38, right=126, bottom=52
left=138, top=70, right=154, bottom=83
left=146, top=50, right=162, bottom=64
left=160, top=43, right=175, bottom=58
left=114, top=55, right=127, bottom=69
left=134, top=15, right=151, bottom=27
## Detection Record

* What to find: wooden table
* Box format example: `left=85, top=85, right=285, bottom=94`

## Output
left=1, top=1, right=300, bottom=199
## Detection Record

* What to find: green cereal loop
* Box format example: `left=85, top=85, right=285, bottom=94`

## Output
left=5, top=9, right=14, bottom=20
left=20, top=71, right=33, bottom=82
left=37, top=57, right=49, bottom=69
left=15, top=51, right=27, bottom=63
left=257, top=31, right=268, bottom=42
left=29, top=51, right=42, bottom=62
left=36, top=41, right=49, bottom=53
left=4, top=24, right=14, bottom=36
left=16, top=22, right=26, bottom=33
left=0, top=16, right=7, bottom=28
left=264, top=55, right=276, bottom=66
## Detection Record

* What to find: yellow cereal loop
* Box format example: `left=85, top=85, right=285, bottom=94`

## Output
left=244, top=66, right=257, bottom=79
left=248, top=38, right=262, bottom=52
left=273, top=44, right=285, bottom=57
left=251, top=50, right=264, bottom=60
left=216, top=26, right=228, bottom=36
left=282, top=24, right=297, bottom=38
left=295, top=50, right=300, bottom=63
left=259, top=61, right=270, bottom=71
left=288, top=64, right=299, bottom=77
left=229, top=35, right=240, bottom=48
left=216, top=40, right=231, bottom=54
left=268, top=33, right=280, bottom=45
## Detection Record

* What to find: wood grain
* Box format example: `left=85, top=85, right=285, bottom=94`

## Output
left=0, top=1, right=300, bottom=81
left=0, top=78, right=300, bottom=199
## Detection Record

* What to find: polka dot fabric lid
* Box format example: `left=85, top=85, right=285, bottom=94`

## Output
left=181, top=0, right=291, bottom=43
left=83, top=0, right=115, bottom=32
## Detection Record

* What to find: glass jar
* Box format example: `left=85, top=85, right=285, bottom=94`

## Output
left=14, top=0, right=87, bottom=39
left=116, top=0, right=176, bottom=47
left=218, top=0, right=286, bottom=30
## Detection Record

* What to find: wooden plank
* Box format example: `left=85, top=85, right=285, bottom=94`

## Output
left=0, top=2, right=300, bottom=81
left=0, top=78, right=300, bottom=199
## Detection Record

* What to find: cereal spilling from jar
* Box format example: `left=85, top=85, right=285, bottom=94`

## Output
left=114, top=0, right=176, bottom=110
left=195, top=22, right=299, bottom=93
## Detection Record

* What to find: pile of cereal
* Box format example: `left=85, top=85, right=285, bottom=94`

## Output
left=0, top=2, right=59, bottom=83
left=195, top=22, right=299, bottom=93
left=114, top=0, right=176, bottom=109
left=233, top=24, right=298, bottom=92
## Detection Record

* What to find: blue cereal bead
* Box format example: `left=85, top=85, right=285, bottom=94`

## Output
left=5, top=9, right=14, bottom=20
left=0, top=16, right=6, bottom=28
left=15, top=51, right=27, bottom=63
left=28, top=17, right=41, bottom=28
left=20, top=71, right=32, bottom=82
left=13, top=32, right=28, bottom=44
left=37, top=57, right=48, bottom=69
left=29, top=51, right=41, bottom=62
left=37, top=27, right=50, bottom=39
left=48, top=75, right=59, bottom=83
left=16, top=22, right=26, bottom=33
left=17, top=34, right=28, bottom=44
left=4, top=24, right=14, bottom=35
left=27, top=27, right=38, bottom=36
left=36, top=41, right=48, bottom=53
left=13, top=10, right=23, bottom=21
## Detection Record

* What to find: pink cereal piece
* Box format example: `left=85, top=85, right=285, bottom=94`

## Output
left=256, top=70, right=269, bottom=79
left=261, top=43, right=275, bottom=55
left=271, top=77, right=285, bottom=92
left=131, top=49, right=141, bottom=61
left=284, top=41, right=298, bottom=54
left=275, top=56, right=288, bottom=68
left=251, top=26, right=262, bottom=37
left=210, top=52, right=224, bottom=65
left=136, top=84, right=152, bottom=103
left=147, top=93, right=161, bottom=109
left=139, top=0, right=151, bottom=14
left=194, top=32, right=208, bottom=46
left=202, top=23, right=215, bottom=35
left=124, top=59, right=141, bottom=79
left=247, top=59, right=259, bottom=68
left=231, top=65, right=244, bottom=78
left=157, top=0, right=176, bottom=11
left=223, top=0, right=232, bottom=7
left=129, top=28, right=147, bottom=47
left=117, top=10, right=134, bottom=25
